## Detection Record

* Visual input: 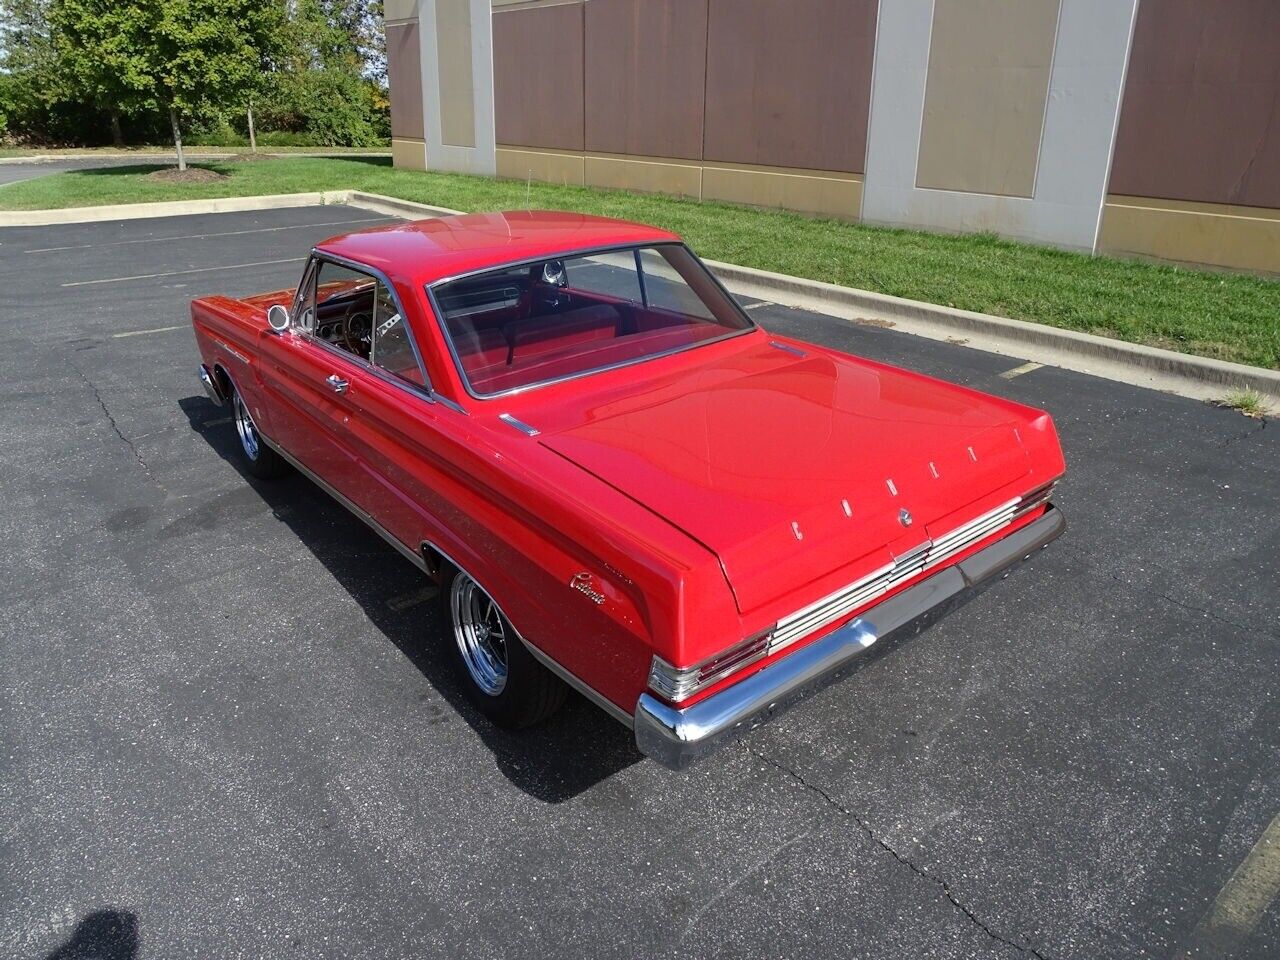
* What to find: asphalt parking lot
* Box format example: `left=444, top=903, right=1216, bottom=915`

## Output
left=1, top=205, right=1276, bottom=960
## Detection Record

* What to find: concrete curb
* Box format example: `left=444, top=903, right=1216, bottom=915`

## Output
left=0, top=151, right=390, bottom=165
left=4, top=187, right=1274, bottom=404
left=0, top=191, right=344, bottom=226
left=705, top=260, right=1280, bottom=404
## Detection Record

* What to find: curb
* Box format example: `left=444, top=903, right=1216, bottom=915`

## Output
left=0, top=191, right=342, bottom=226
left=705, top=260, right=1280, bottom=404
left=4, top=187, right=1275, bottom=404
left=0, top=151, right=390, bottom=166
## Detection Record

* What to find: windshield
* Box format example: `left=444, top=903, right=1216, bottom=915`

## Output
left=429, top=243, right=754, bottom=397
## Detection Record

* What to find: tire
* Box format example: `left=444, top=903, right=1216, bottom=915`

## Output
left=443, top=566, right=567, bottom=728
left=227, top=375, right=289, bottom=480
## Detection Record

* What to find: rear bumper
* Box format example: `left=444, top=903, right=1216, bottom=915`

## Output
left=634, top=505, right=1066, bottom=770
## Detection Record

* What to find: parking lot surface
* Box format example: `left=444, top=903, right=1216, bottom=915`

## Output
left=1, top=206, right=1276, bottom=959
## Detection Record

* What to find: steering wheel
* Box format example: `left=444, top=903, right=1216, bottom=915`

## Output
left=341, top=306, right=373, bottom=357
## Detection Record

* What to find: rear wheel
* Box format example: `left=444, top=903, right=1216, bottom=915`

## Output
left=227, top=375, right=289, bottom=480
left=444, top=567, right=566, bottom=727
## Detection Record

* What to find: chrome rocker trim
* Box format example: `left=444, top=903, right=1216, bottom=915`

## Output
left=634, top=505, right=1067, bottom=771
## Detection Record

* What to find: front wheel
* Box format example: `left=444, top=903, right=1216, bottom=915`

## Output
left=444, top=568, right=566, bottom=728
left=228, top=376, right=289, bottom=480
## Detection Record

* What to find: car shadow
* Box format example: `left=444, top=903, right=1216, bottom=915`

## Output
left=179, top=395, right=641, bottom=802
left=43, top=910, right=139, bottom=960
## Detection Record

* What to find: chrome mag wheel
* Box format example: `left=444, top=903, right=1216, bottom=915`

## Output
left=450, top=572, right=509, bottom=696
left=232, top=389, right=260, bottom=461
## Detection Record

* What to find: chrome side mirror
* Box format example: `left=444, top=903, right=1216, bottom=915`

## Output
left=267, top=303, right=290, bottom=332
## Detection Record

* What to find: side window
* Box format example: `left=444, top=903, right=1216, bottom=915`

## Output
left=371, top=283, right=426, bottom=386
left=637, top=247, right=714, bottom=321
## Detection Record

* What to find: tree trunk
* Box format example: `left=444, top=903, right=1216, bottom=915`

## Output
left=169, top=106, right=186, bottom=171
left=247, top=100, right=257, bottom=153
left=109, top=109, right=123, bottom=148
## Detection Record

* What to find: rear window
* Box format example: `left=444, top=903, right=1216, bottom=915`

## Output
left=430, top=244, right=753, bottom=397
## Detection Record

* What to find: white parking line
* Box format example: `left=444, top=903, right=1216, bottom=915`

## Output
left=112, top=324, right=185, bottom=338
left=62, top=257, right=306, bottom=287
left=1175, top=813, right=1280, bottom=958
left=25, top=216, right=393, bottom=254
left=999, top=361, right=1044, bottom=380
left=743, top=301, right=774, bottom=311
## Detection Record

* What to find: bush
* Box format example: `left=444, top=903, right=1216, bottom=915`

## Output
left=256, top=130, right=322, bottom=147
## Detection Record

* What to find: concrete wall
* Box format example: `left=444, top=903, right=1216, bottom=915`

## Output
left=382, top=0, right=1280, bottom=274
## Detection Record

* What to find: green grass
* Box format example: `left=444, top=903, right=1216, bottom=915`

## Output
left=4, top=155, right=1278, bottom=370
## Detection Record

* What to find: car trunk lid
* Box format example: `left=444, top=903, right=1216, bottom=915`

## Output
left=539, top=342, right=1033, bottom=615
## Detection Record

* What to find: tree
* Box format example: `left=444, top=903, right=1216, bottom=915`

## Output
left=49, top=0, right=283, bottom=168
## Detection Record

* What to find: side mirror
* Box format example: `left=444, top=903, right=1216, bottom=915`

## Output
left=267, top=303, right=290, bottom=333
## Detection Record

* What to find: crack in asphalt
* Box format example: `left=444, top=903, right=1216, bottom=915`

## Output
left=1220, top=417, right=1267, bottom=447
left=1058, top=544, right=1277, bottom=643
left=70, top=361, right=158, bottom=485
left=745, top=744, right=1049, bottom=960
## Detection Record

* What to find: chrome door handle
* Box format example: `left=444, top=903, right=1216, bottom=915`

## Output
left=325, top=374, right=349, bottom=394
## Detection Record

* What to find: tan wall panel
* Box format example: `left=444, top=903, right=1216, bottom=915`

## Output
left=584, top=154, right=702, bottom=197
left=916, top=0, right=1060, bottom=198
left=385, top=0, right=418, bottom=22
left=436, top=0, right=476, bottom=148
left=1110, top=0, right=1280, bottom=210
left=584, top=0, right=707, bottom=161
left=496, top=146, right=586, bottom=185
left=387, top=22, right=424, bottom=142
left=493, top=4, right=584, bottom=151
left=704, top=0, right=876, bottom=174
left=702, top=163, right=862, bottom=219
left=392, top=137, right=428, bottom=171
left=1099, top=196, right=1280, bottom=275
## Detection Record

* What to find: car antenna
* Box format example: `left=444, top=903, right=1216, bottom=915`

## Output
left=525, top=171, right=532, bottom=211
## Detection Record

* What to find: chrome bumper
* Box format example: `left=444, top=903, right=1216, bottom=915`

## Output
left=199, top=365, right=225, bottom=406
left=634, top=505, right=1066, bottom=770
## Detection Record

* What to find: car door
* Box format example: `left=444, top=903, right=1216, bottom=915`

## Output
left=254, top=256, right=368, bottom=494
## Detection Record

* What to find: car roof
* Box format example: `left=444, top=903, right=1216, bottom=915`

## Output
left=314, top=210, right=682, bottom=287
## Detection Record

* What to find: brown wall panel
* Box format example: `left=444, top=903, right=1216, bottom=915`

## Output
left=493, top=3, right=585, bottom=151
left=1110, top=0, right=1280, bottom=209
left=387, top=22, right=424, bottom=141
left=584, top=0, right=708, bottom=161
left=703, top=0, right=876, bottom=174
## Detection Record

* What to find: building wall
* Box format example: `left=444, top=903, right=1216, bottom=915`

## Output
left=383, top=0, right=1280, bottom=274
left=1098, top=0, right=1280, bottom=273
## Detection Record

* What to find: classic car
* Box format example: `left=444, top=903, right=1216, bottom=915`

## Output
left=192, top=211, right=1066, bottom=769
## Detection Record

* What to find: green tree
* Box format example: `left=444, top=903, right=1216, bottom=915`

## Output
left=49, top=0, right=283, bottom=167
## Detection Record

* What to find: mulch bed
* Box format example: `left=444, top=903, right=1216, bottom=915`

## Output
left=144, top=167, right=228, bottom=183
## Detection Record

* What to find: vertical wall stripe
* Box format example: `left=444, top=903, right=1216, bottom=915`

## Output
left=436, top=0, right=476, bottom=147
left=916, top=0, right=1061, bottom=198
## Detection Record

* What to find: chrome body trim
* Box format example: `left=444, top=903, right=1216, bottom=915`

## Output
left=634, top=505, right=1066, bottom=770
left=768, top=496, right=1021, bottom=656
left=199, top=365, right=225, bottom=406
left=424, top=242, right=758, bottom=401
left=498, top=413, right=540, bottom=436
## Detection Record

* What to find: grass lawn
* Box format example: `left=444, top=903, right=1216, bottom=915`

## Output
left=4, top=155, right=1277, bottom=370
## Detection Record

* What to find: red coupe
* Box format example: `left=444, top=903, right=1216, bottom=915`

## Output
left=192, top=212, right=1066, bottom=769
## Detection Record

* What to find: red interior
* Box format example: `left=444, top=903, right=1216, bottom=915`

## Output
left=446, top=288, right=732, bottom=394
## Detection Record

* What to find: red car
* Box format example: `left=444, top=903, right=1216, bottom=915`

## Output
left=192, top=212, right=1066, bottom=769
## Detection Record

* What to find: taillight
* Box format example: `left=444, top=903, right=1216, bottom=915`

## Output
left=647, top=628, right=775, bottom=704
left=1013, top=479, right=1057, bottom=519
